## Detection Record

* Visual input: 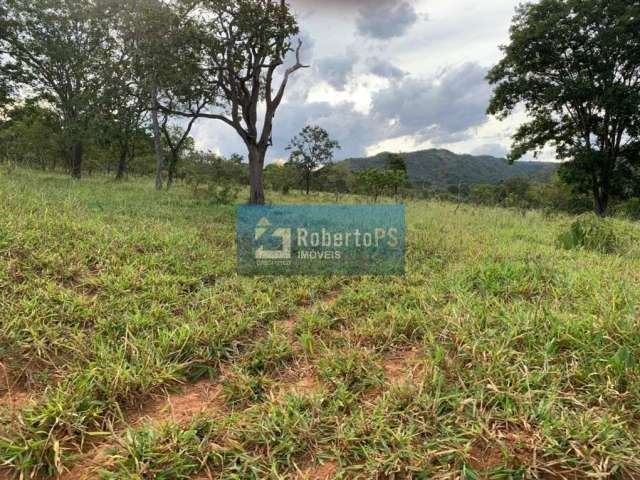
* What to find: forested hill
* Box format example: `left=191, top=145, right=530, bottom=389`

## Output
left=343, top=149, right=559, bottom=186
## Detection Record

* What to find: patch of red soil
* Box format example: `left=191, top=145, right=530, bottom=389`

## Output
left=59, top=443, right=113, bottom=480
left=0, top=367, right=33, bottom=410
left=280, top=372, right=320, bottom=397
left=468, top=442, right=505, bottom=472
left=130, top=380, right=224, bottom=426
left=469, top=423, right=543, bottom=474
left=383, top=349, right=425, bottom=384
left=300, top=461, right=337, bottom=480
left=276, top=314, right=300, bottom=336
left=0, top=389, right=31, bottom=410
left=59, top=380, right=224, bottom=480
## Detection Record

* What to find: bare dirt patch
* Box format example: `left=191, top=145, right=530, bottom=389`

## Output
left=130, top=380, right=224, bottom=426
left=299, top=461, right=337, bottom=480
left=468, top=442, right=505, bottom=472
left=0, top=388, right=31, bottom=410
left=383, top=349, right=425, bottom=384
left=469, top=422, right=544, bottom=474
left=274, top=368, right=321, bottom=398
left=59, top=443, right=114, bottom=480
left=276, top=313, right=300, bottom=336
left=59, top=380, right=225, bottom=480
left=0, top=365, right=34, bottom=410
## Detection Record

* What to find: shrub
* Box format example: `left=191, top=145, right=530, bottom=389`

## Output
left=615, top=198, right=640, bottom=221
left=208, top=181, right=240, bottom=205
left=557, top=214, right=624, bottom=254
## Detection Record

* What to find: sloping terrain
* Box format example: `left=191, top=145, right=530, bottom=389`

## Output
left=344, top=149, right=558, bottom=186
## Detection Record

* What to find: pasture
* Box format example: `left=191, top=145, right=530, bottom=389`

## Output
left=1, top=169, right=640, bottom=479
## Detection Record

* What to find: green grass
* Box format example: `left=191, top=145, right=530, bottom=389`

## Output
left=1, top=168, right=640, bottom=479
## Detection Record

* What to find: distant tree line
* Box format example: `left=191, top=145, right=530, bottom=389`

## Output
left=1, top=0, right=639, bottom=213
left=0, top=0, right=307, bottom=204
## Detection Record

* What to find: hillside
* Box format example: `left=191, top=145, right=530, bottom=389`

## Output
left=344, top=148, right=558, bottom=186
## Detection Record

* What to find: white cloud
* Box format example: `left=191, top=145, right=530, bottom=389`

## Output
left=191, top=1, right=539, bottom=163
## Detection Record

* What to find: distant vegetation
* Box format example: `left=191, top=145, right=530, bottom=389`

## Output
left=345, top=149, right=558, bottom=187
left=1, top=0, right=638, bottom=212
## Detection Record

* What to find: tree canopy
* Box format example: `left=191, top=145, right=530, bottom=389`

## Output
left=0, top=0, right=112, bottom=177
left=287, top=126, right=341, bottom=195
left=165, top=0, right=307, bottom=204
left=487, top=0, right=640, bottom=215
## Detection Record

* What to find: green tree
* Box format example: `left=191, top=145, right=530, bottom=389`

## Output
left=95, top=53, right=148, bottom=181
left=160, top=122, right=197, bottom=188
left=384, top=153, right=408, bottom=195
left=166, top=0, right=307, bottom=204
left=357, top=169, right=388, bottom=202
left=0, top=0, right=112, bottom=178
left=385, top=153, right=407, bottom=173
left=487, top=0, right=640, bottom=216
left=0, top=104, right=65, bottom=169
left=315, top=162, right=354, bottom=200
left=108, top=0, right=202, bottom=190
left=264, top=163, right=300, bottom=194
left=287, top=126, right=341, bottom=195
left=385, top=169, right=408, bottom=198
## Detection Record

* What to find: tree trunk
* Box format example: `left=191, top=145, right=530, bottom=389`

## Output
left=248, top=144, right=266, bottom=205
left=116, top=146, right=128, bottom=180
left=305, top=170, right=311, bottom=195
left=167, top=150, right=178, bottom=189
left=150, top=87, right=165, bottom=191
left=70, top=142, right=83, bottom=179
left=594, top=186, right=609, bottom=217
left=591, top=167, right=610, bottom=217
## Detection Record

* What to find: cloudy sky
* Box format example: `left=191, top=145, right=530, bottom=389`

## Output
left=192, top=0, right=543, bottom=163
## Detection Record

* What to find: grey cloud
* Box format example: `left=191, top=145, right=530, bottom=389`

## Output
left=281, top=32, right=316, bottom=102
left=356, top=1, right=418, bottom=39
left=367, top=58, right=407, bottom=80
left=290, top=0, right=399, bottom=13
left=193, top=100, right=378, bottom=162
left=194, top=62, right=493, bottom=163
left=269, top=63, right=492, bottom=159
left=269, top=101, right=382, bottom=160
left=316, top=50, right=358, bottom=91
left=371, top=62, right=492, bottom=144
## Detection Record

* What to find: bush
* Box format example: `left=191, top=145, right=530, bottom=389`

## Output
left=187, top=172, right=240, bottom=205
left=557, top=214, right=624, bottom=254
left=615, top=198, right=640, bottom=221
left=208, top=181, right=240, bottom=205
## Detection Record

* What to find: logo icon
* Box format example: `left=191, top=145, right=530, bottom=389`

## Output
left=254, top=217, right=292, bottom=260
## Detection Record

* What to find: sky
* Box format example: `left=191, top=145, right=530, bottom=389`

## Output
left=191, top=0, right=546, bottom=163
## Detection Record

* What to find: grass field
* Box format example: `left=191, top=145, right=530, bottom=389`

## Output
left=1, top=169, right=640, bottom=479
